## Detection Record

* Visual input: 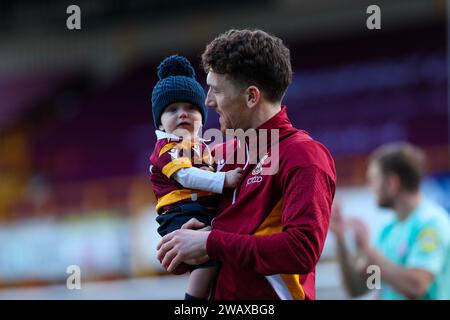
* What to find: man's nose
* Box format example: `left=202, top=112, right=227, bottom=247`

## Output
left=205, top=93, right=216, bottom=109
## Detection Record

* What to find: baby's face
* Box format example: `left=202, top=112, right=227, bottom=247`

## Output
left=159, top=102, right=202, bottom=138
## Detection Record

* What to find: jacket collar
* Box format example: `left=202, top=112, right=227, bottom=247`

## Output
left=257, top=106, right=293, bottom=132
left=256, top=106, right=299, bottom=139
left=237, top=106, right=299, bottom=165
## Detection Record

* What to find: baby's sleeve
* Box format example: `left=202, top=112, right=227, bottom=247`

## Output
left=173, top=167, right=225, bottom=193
left=153, top=139, right=192, bottom=178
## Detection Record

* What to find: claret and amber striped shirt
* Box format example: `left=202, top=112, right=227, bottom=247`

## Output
left=149, top=130, right=224, bottom=214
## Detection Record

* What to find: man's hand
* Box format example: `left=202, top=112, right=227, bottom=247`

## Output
left=156, top=218, right=211, bottom=272
left=347, top=217, right=370, bottom=254
left=169, top=262, right=192, bottom=275
left=331, top=202, right=370, bottom=252
left=180, top=218, right=210, bottom=231
left=330, top=201, right=346, bottom=239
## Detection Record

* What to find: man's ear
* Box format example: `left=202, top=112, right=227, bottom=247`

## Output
left=245, top=86, right=261, bottom=109
left=387, top=173, right=401, bottom=194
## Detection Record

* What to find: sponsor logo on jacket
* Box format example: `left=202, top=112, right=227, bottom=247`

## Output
left=252, top=153, right=269, bottom=175
left=247, top=176, right=263, bottom=185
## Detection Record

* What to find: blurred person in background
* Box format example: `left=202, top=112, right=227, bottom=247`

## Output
left=330, top=142, right=450, bottom=299
left=157, top=29, right=336, bottom=300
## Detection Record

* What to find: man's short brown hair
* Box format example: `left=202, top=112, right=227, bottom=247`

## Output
left=370, top=142, right=426, bottom=192
left=201, top=29, right=292, bottom=102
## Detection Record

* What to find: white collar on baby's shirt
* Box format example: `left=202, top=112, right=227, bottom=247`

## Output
left=155, top=130, right=212, bottom=144
left=155, top=130, right=182, bottom=141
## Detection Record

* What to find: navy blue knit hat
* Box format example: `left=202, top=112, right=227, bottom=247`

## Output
left=151, top=55, right=207, bottom=128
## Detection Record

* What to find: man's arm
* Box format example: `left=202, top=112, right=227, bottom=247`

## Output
left=334, top=236, right=370, bottom=297
left=336, top=240, right=434, bottom=299
left=206, top=165, right=335, bottom=275
left=350, top=218, right=435, bottom=299
left=330, top=203, right=369, bottom=297
left=366, top=248, right=434, bottom=299
left=157, top=165, right=335, bottom=275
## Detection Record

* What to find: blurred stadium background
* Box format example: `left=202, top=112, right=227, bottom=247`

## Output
left=0, top=0, right=448, bottom=299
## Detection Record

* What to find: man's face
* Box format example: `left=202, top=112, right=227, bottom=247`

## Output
left=367, top=161, right=396, bottom=208
left=205, top=71, right=250, bottom=133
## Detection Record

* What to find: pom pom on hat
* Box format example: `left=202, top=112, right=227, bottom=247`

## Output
left=157, top=55, right=196, bottom=79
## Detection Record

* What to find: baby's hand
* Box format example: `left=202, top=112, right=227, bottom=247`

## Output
left=224, top=167, right=244, bottom=188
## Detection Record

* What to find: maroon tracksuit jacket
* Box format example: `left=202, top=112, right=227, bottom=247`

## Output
left=207, top=107, right=336, bottom=300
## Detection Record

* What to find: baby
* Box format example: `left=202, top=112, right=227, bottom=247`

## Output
left=149, top=55, right=243, bottom=300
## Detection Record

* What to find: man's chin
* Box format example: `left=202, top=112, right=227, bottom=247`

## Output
left=219, top=123, right=228, bottom=135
